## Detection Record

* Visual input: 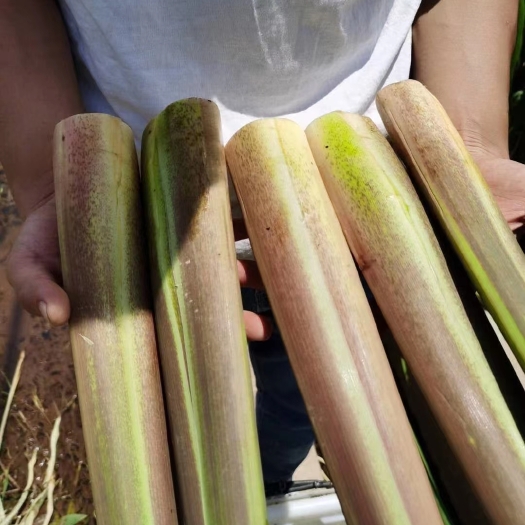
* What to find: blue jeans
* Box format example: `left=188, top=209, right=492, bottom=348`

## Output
left=242, top=288, right=314, bottom=484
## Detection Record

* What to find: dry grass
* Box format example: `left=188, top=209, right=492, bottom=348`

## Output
left=0, top=353, right=86, bottom=525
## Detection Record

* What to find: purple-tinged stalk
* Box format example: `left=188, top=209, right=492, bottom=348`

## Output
left=226, top=118, right=441, bottom=525
left=307, top=111, right=525, bottom=525
left=377, top=79, right=525, bottom=373
left=141, top=99, right=266, bottom=525
left=54, top=114, right=177, bottom=525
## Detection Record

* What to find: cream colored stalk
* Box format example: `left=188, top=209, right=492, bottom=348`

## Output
left=225, top=118, right=442, bottom=525
left=141, top=99, right=266, bottom=525
left=54, top=114, right=177, bottom=525
left=306, top=111, right=525, bottom=525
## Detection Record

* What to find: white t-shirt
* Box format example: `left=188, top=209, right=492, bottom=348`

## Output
left=60, top=0, right=420, bottom=143
left=59, top=0, right=421, bottom=257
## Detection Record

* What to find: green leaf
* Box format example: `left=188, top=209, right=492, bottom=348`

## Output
left=59, top=514, right=88, bottom=525
left=2, top=474, right=8, bottom=497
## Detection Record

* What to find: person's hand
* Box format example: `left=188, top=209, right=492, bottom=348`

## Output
left=7, top=199, right=271, bottom=341
left=7, top=197, right=70, bottom=325
left=471, top=152, right=525, bottom=231
left=234, top=219, right=272, bottom=341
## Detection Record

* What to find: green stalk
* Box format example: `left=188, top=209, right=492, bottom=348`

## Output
left=414, top=439, right=454, bottom=525
left=306, top=111, right=525, bottom=525
left=141, top=99, right=266, bottom=525
left=225, top=118, right=442, bottom=525
left=376, top=79, right=525, bottom=372
left=54, top=114, right=177, bottom=525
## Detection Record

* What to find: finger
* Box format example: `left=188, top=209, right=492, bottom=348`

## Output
left=7, top=253, right=70, bottom=326
left=243, top=310, right=273, bottom=341
left=237, top=260, right=264, bottom=289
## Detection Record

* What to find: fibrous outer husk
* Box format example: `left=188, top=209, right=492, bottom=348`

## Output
left=141, top=99, right=266, bottom=525
left=376, top=79, right=525, bottom=373
left=306, top=111, right=525, bottom=525
left=226, top=117, right=442, bottom=525
left=54, top=114, right=178, bottom=525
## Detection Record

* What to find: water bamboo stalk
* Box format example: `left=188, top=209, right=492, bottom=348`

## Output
left=141, top=99, right=266, bottom=525
left=54, top=114, right=177, bottom=525
left=225, top=118, right=442, bottom=525
left=306, top=111, right=525, bottom=525
left=376, top=79, right=525, bottom=372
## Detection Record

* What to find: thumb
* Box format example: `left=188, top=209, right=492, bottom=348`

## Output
left=7, top=247, right=70, bottom=327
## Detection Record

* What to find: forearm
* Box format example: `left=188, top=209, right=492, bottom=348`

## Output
left=0, top=0, right=83, bottom=217
left=412, top=0, right=518, bottom=159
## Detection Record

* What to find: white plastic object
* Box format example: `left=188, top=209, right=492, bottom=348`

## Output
left=266, top=488, right=346, bottom=525
left=235, top=238, right=255, bottom=261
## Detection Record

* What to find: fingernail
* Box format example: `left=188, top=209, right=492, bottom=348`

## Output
left=38, top=301, right=50, bottom=323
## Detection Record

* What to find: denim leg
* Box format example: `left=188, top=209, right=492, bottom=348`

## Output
left=242, top=289, right=315, bottom=483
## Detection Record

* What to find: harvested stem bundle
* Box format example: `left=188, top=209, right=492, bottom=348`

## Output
left=141, top=99, right=266, bottom=525
left=54, top=114, right=177, bottom=525
left=376, top=79, right=525, bottom=371
left=306, top=112, right=525, bottom=525
left=225, top=118, right=441, bottom=525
